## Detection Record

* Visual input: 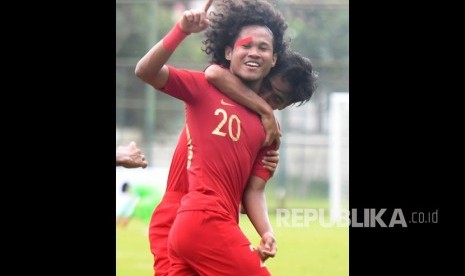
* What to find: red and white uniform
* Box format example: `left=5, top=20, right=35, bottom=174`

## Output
left=159, top=66, right=272, bottom=275
left=149, top=127, right=189, bottom=276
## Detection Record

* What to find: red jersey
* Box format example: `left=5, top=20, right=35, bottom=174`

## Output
left=149, top=127, right=189, bottom=276
left=160, top=66, right=273, bottom=220
left=164, top=127, right=189, bottom=194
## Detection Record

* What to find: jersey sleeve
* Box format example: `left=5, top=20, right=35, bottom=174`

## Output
left=160, top=66, right=206, bottom=103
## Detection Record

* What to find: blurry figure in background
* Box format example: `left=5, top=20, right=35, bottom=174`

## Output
left=116, top=141, right=148, bottom=168
left=116, top=182, right=141, bottom=228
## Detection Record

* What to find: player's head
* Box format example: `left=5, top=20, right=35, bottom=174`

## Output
left=223, top=24, right=278, bottom=91
left=203, top=0, right=288, bottom=69
left=259, top=50, right=318, bottom=110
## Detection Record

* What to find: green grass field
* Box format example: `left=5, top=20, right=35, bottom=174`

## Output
left=116, top=198, right=348, bottom=276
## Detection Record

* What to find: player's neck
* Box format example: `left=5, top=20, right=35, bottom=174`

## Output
left=243, top=79, right=262, bottom=94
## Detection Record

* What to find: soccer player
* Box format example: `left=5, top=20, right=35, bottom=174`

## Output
left=147, top=24, right=319, bottom=276
left=204, top=49, right=317, bottom=264
left=136, top=0, right=314, bottom=274
left=148, top=128, right=279, bottom=274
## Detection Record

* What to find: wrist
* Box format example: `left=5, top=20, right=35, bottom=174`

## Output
left=163, top=23, right=190, bottom=53
left=259, top=105, right=274, bottom=118
left=262, top=230, right=275, bottom=238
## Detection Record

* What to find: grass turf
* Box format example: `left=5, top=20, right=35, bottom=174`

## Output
left=116, top=203, right=348, bottom=276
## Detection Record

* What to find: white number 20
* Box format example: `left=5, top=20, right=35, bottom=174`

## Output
left=211, top=108, right=240, bottom=141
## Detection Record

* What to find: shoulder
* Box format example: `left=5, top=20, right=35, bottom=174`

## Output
left=165, top=66, right=207, bottom=89
left=167, top=65, right=205, bottom=78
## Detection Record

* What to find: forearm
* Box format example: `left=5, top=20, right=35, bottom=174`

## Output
left=135, top=23, right=189, bottom=89
left=134, top=41, right=172, bottom=89
left=205, top=65, right=273, bottom=117
left=242, top=176, right=273, bottom=237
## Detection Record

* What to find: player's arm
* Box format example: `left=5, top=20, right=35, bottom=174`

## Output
left=242, top=176, right=277, bottom=262
left=241, top=143, right=279, bottom=214
left=240, top=147, right=279, bottom=214
left=135, top=1, right=212, bottom=89
left=205, top=64, right=281, bottom=149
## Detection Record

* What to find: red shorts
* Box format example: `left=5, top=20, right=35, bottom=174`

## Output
left=149, top=191, right=185, bottom=276
left=168, top=210, right=270, bottom=276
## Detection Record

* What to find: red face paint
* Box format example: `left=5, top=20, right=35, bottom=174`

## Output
left=234, top=36, right=252, bottom=48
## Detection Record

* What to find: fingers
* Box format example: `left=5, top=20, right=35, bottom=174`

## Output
left=262, top=162, right=276, bottom=172
left=203, top=0, right=213, bottom=12
left=263, top=150, right=279, bottom=162
left=258, top=250, right=269, bottom=262
left=184, top=10, right=202, bottom=24
left=257, top=245, right=276, bottom=261
left=260, top=249, right=275, bottom=258
left=263, top=150, right=279, bottom=172
left=141, top=159, right=148, bottom=169
left=126, top=141, right=148, bottom=168
left=134, top=154, right=147, bottom=169
left=259, top=232, right=277, bottom=257
left=266, top=150, right=279, bottom=157
left=262, top=249, right=276, bottom=258
left=129, top=141, right=141, bottom=153
left=182, top=7, right=210, bottom=29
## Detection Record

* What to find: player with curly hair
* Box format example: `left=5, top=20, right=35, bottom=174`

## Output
left=136, top=0, right=316, bottom=275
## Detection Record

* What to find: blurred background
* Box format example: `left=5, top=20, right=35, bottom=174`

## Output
left=116, top=0, right=348, bottom=275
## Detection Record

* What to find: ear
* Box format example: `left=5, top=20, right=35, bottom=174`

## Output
left=271, top=53, right=277, bottom=67
left=225, top=46, right=233, bottom=61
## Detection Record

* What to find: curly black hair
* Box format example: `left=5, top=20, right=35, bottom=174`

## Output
left=202, top=0, right=289, bottom=68
left=268, top=50, right=319, bottom=106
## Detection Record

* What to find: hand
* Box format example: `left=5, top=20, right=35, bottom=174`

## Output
left=116, top=141, right=148, bottom=169
left=262, top=150, right=279, bottom=175
left=257, top=231, right=277, bottom=262
left=261, top=112, right=281, bottom=149
left=178, top=0, right=212, bottom=34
